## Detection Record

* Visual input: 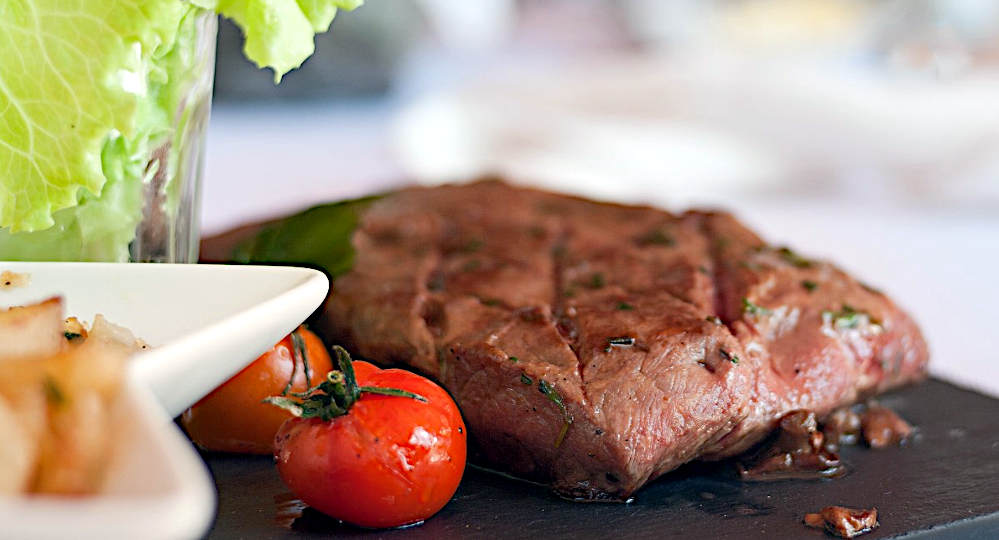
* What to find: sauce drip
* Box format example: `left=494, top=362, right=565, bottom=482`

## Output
left=739, top=410, right=845, bottom=481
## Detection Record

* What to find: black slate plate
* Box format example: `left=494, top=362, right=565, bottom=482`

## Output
left=203, top=379, right=999, bottom=539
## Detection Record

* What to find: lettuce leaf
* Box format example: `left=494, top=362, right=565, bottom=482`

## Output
left=0, top=0, right=360, bottom=259
left=0, top=1, right=192, bottom=233
left=199, top=0, right=363, bottom=82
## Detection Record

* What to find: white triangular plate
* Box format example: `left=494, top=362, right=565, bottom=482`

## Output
left=0, top=262, right=329, bottom=540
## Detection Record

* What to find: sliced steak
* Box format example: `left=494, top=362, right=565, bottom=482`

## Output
left=228, top=180, right=929, bottom=500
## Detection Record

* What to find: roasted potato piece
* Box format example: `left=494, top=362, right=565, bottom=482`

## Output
left=0, top=297, right=133, bottom=495
left=0, top=271, right=29, bottom=290
left=63, top=317, right=88, bottom=341
left=33, top=388, right=113, bottom=494
left=0, top=394, right=36, bottom=494
left=26, top=345, right=127, bottom=494
left=0, top=297, right=64, bottom=360
left=86, top=315, right=144, bottom=358
left=0, top=361, right=49, bottom=442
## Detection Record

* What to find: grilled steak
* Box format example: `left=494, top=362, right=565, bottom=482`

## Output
left=214, top=180, right=929, bottom=500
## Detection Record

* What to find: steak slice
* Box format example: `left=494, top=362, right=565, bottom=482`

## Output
left=226, top=180, right=929, bottom=500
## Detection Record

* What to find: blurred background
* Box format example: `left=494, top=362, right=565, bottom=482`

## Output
left=203, top=1, right=999, bottom=391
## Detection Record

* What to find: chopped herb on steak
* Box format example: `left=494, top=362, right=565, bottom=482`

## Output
left=635, top=228, right=675, bottom=247
left=776, top=246, right=815, bottom=268
left=822, top=305, right=881, bottom=330
left=720, top=349, right=739, bottom=364
left=742, top=297, right=772, bottom=316
left=539, top=379, right=573, bottom=448
left=604, top=336, right=635, bottom=352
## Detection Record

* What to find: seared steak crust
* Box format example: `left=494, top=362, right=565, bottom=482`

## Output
left=322, top=181, right=928, bottom=499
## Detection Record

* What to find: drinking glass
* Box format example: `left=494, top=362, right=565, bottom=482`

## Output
left=0, top=12, right=217, bottom=263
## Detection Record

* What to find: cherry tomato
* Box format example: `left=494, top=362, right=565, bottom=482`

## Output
left=271, top=348, right=466, bottom=529
left=181, top=326, right=333, bottom=454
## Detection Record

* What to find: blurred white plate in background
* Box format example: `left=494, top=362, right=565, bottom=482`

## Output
left=393, top=53, right=999, bottom=208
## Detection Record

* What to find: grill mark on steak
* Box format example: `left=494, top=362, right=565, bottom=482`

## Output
left=419, top=298, right=446, bottom=338
left=550, top=227, right=590, bottom=405
left=694, top=212, right=735, bottom=335
left=551, top=229, right=573, bottom=342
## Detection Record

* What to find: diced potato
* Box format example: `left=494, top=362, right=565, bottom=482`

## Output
left=55, top=338, right=127, bottom=400
left=63, top=317, right=88, bottom=341
left=0, top=298, right=136, bottom=496
left=87, top=315, right=143, bottom=358
left=0, top=271, right=29, bottom=290
left=0, top=361, right=49, bottom=441
left=0, top=357, right=46, bottom=399
left=0, top=297, right=64, bottom=360
left=28, top=342, right=127, bottom=494
left=34, top=389, right=112, bottom=495
left=0, top=394, right=36, bottom=494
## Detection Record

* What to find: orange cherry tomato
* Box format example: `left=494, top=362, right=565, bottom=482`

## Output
left=181, top=326, right=333, bottom=454
left=271, top=348, right=466, bottom=529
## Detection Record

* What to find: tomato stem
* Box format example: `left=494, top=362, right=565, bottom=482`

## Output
left=358, top=386, right=429, bottom=401
left=289, top=328, right=312, bottom=394
left=265, top=346, right=427, bottom=421
left=282, top=328, right=309, bottom=396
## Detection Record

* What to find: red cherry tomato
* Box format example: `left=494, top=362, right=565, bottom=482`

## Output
left=181, top=327, right=333, bottom=454
left=271, top=349, right=466, bottom=529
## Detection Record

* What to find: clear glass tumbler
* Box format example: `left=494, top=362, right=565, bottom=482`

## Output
left=0, top=11, right=217, bottom=263
left=131, top=13, right=217, bottom=263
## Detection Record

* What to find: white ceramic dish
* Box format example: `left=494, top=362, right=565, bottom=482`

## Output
left=0, top=262, right=329, bottom=540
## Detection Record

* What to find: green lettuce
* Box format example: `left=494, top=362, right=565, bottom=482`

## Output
left=200, top=0, right=363, bottom=82
left=0, top=0, right=361, bottom=261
